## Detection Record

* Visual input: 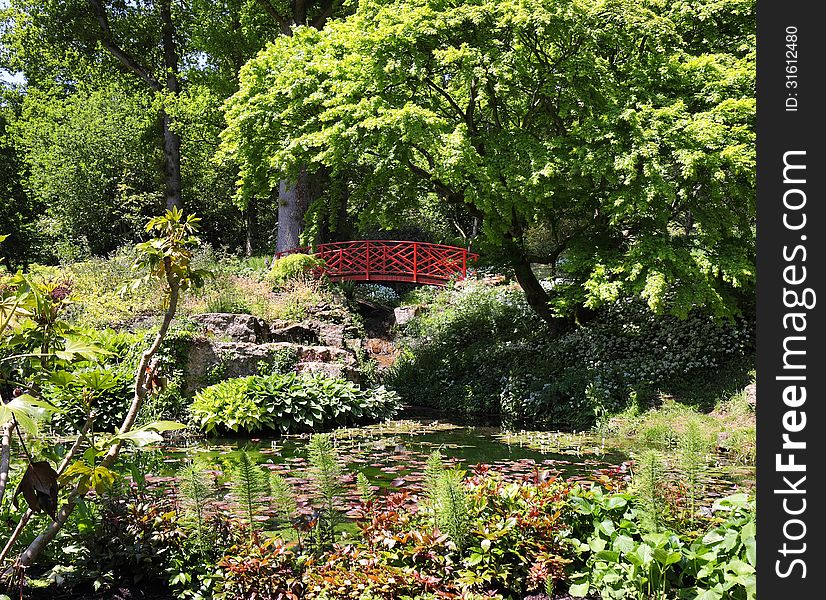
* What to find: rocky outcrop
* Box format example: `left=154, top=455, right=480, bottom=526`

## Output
left=190, top=313, right=268, bottom=343
left=182, top=313, right=363, bottom=395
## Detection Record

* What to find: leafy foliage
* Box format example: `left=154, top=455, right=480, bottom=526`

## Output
left=390, top=282, right=753, bottom=428
left=191, top=372, right=401, bottom=434
left=222, top=0, right=755, bottom=320
left=265, top=254, right=325, bottom=288
left=567, top=486, right=755, bottom=600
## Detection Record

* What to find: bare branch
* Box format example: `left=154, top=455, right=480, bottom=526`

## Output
left=87, top=0, right=161, bottom=91
left=255, top=0, right=293, bottom=36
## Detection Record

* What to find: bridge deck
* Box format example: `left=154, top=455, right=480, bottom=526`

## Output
left=275, top=240, right=478, bottom=286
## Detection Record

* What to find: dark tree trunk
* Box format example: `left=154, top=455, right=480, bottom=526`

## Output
left=276, top=169, right=312, bottom=252
left=511, top=254, right=565, bottom=333
left=160, top=0, right=182, bottom=210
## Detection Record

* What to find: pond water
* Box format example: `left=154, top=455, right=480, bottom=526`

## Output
left=128, top=419, right=752, bottom=520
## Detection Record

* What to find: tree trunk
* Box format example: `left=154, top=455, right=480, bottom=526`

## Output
left=276, top=169, right=312, bottom=252
left=511, top=255, right=565, bottom=334
left=245, top=201, right=255, bottom=256
left=160, top=0, right=182, bottom=210
left=161, top=111, right=183, bottom=210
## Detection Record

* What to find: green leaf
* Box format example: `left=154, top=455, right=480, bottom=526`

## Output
left=568, top=582, right=590, bottom=597
left=605, top=495, right=628, bottom=510
left=595, top=550, right=620, bottom=563
left=55, top=337, right=110, bottom=361
left=143, top=420, right=187, bottom=432
left=613, top=534, right=636, bottom=554
left=694, top=589, right=724, bottom=600
left=112, top=429, right=164, bottom=447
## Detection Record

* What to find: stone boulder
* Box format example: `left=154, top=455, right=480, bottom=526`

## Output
left=183, top=339, right=360, bottom=395
left=269, top=321, right=320, bottom=345
left=393, top=305, right=421, bottom=326
left=190, top=313, right=267, bottom=343
left=270, top=318, right=350, bottom=348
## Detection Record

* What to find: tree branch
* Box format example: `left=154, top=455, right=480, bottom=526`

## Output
left=255, top=0, right=293, bottom=36
left=87, top=0, right=161, bottom=91
left=423, top=77, right=466, bottom=121
left=0, top=421, right=10, bottom=507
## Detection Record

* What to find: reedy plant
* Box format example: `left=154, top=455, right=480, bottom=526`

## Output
left=631, top=450, right=668, bottom=533
left=229, top=451, right=270, bottom=540
left=677, top=422, right=707, bottom=528
left=177, top=461, right=215, bottom=553
left=269, top=472, right=297, bottom=528
left=306, top=433, right=344, bottom=549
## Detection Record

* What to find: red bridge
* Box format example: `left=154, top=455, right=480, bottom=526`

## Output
left=275, top=240, right=479, bottom=286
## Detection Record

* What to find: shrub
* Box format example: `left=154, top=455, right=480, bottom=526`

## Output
left=355, top=284, right=400, bottom=307
left=190, top=372, right=401, bottom=434
left=265, top=253, right=324, bottom=287
left=389, top=282, right=754, bottom=429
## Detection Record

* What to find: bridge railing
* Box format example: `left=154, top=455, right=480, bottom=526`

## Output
left=274, top=240, right=479, bottom=286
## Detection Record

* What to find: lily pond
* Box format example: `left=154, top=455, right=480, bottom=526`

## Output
left=130, top=419, right=754, bottom=524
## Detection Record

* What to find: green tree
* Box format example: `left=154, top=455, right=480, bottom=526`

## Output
left=1, top=0, right=351, bottom=258
left=222, top=0, right=755, bottom=324
left=10, top=82, right=160, bottom=260
left=0, top=84, right=45, bottom=269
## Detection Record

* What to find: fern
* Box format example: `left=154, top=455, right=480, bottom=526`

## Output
left=435, top=468, right=470, bottom=550
left=229, top=451, right=270, bottom=539
left=177, top=462, right=214, bottom=553
left=356, top=471, right=375, bottom=506
left=307, top=434, right=344, bottom=548
left=270, top=472, right=298, bottom=527
left=632, top=450, right=667, bottom=533
left=423, top=450, right=444, bottom=507
left=422, top=451, right=469, bottom=549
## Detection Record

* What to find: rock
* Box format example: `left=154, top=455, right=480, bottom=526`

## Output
left=314, top=321, right=348, bottom=347
left=296, top=361, right=351, bottom=380
left=190, top=313, right=267, bottom=343
left=268, top=318, right=349, bottom=348
left=364, top=337, right=400, bottom=368
left=393, top=305, right=421, bottom=326
left=716, top=431, right=731, bottom=451
left=183, top=339, right=359, bottom=395
left=269, top=321, right=320, bottom=344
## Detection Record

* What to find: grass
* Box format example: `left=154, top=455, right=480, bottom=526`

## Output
left=597, top=376, right=756, bottom=466
left=19, top=247, right=350, bottom=330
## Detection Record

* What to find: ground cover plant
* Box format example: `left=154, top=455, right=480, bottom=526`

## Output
left=190, top=372, right=401, bottom=434
left=389, top=281, right=754, bottom=429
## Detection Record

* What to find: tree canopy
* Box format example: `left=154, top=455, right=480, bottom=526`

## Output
left=222, top=0, right=755, bottom=322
